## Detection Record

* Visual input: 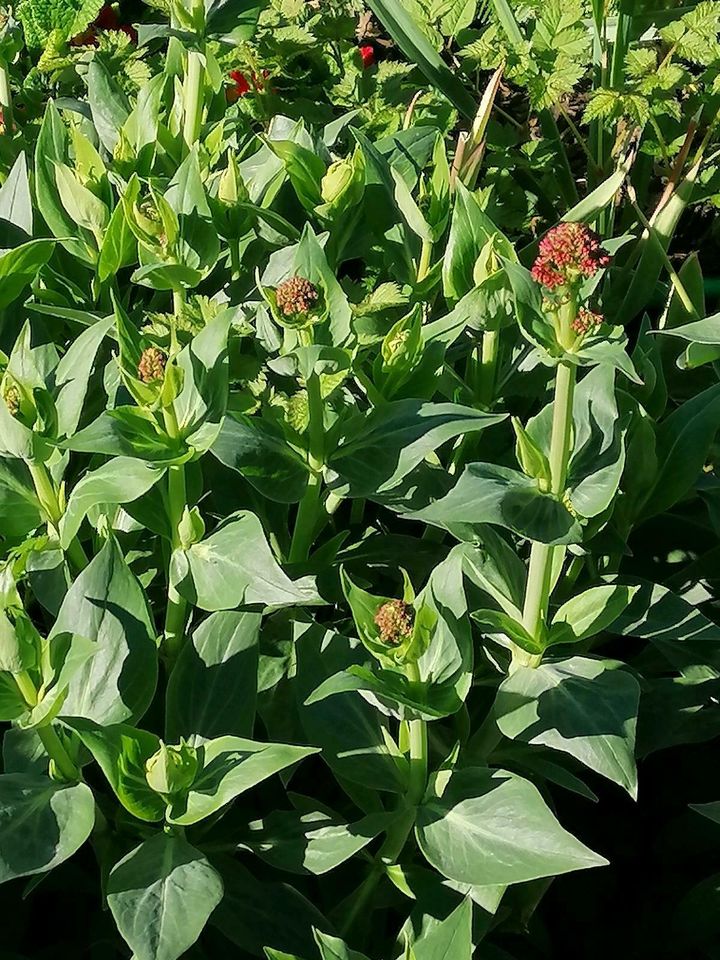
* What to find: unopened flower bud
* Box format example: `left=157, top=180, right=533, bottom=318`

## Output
left=145, top=740, right=198, bottom=796
left=374, top=599, right=415, bottom=646
left=137, top=347, right=166, bottom=384
left=531, top=222, right=610, bottom=290
left=3, top=384, right=19, bottom=416
left=571, top=307, right=604, bottom=336
left=275, top=276, right=319, bottom=317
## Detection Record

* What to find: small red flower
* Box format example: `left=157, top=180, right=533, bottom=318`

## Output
left=531, top=222, right=611, bottom=290
left=227, top=69, right=270, bottom=102
left=70, top=4, right=137, bottom=46
left=359, top=44, right=375, bottom=69
left=571, top=307, right=604, bottom=336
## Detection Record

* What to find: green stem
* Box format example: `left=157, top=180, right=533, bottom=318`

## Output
left=182, top=49, right=205, bottom=152
left=15, top=673, right=79, bottom=781
left=27, top=461, right=88, bottom=572
left=405, top=660, right=427, bottom=805
left=416, top=239, right=433, bottom=284
left=477, top=328, right=499, bottom=407
left=289, top=371, right=324, bottom=563
left=163, top=461, right=188, bottom=662
left=516, top=361, right=576, bottom=670
left=0, top=58, right=13, bottom=133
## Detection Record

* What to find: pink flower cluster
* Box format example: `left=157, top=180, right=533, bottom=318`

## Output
left=531, top=222, right=610, bottom=290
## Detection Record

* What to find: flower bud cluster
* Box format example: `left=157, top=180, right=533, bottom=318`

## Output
left=531, top=223, right=610, bottom=290
left=137, top=347, right=166, bottom=384
left=275, top=276, right=319, bottom=318
left=374, top=599, right=415, bottom=647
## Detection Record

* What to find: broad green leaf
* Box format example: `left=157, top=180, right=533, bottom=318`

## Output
left=471, top=609, right=543, bottom=655
left=51, top=539, right=158, bottom=724
left=0, top=774, right=95, bottom=882
left=0, top=460, right=42, bottom=538
left=640, top=383, right=720, bottom=519
left=411, top=896, right=473, bottom=960
left=166, top=610, right=260, bottom=742
left=60, top=457, right=166, bottom=548
left=410, top=463, right=582, bottom=545
left=86, top=59, right=130, bottom=153
left=62, top=717, right=164, bottom=822
left=0, top=239, right=56, bottom=308
left=54, top=314, right=115, bottom=438
left=63, top=406, right=186, bottom=462
left=171, top=511, right=319, bottom=612
left=244, top=807, right=391, bottom=876
left=328, top=401, right=505, bottom=499
left=416, top=767, right=607, bottom=885
left=107, top=833, right=223, bottom=960
left=211, top=857, right=328, bottom=957
left=167, top=736, right=319, bottom=825
left=295, top=621, right=408, bottom=795
left=496, top=657, right=640, bottom=796
left=314, top=930, right=370, bottom=960
left=549, top=584, right=638, bottom=644
left=0, top=152, right=32, bottom=241
left=211, top=414, right=310, bottom=503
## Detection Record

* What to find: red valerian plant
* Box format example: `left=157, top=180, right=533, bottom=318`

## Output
left=358, top=43, right=375, bottom=68
left=227, top=68, right=270, bottom=102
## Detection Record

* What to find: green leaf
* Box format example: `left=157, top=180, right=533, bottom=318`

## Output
left=0, top=774, right=95, bottom=882
left=107, top=833, right=223, bottom=960
left=0, top=460, right=42, bottom=538
left=411, top=896, right=473, bottom=960
left=416, top=767, right=607, bottom=886
left=166, top=610, right=260, bottom=742
left=171, top=511, right=319, bottom=612
left=62, top=717, right=164, bottom=822
left=86, top=59, right=130, bottom=153
left=548, top=584, right=639, bottom=644
left=471, top=609, right=543, bottom=655
left=212, top=415, right=310, bottom=503
left=328, top=401, right=505, bottom=499
left=314, top=930, right=370, bottom=960
left=244, top=807, right=391, bottom=876
left=0, top=239, right=56, bottom=308
left=410, top=463, right=582, bottom=545
left=640, top=384, right=720, bottom=520
left=60, top=457, right=166, bottom=548
left=365, top=0, right=477, bottom=119
left=167, top=736, right=319, bottom=825
left=54, top=314, right=115, bottom=438
left=496, top=657, right=640, bottom=796
left=63, top=406, right=186, bottom=462
left=50, top=538, right=158, bottom=724
left=0, top=152, right=32, bottom=241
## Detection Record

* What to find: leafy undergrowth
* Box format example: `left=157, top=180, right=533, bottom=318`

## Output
left=0, top=1, right=720, bottom=959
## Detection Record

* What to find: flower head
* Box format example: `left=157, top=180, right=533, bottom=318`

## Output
left=275, top=276, right=319, bottom=317
left=531, top=222, right=610, bottom=290
left=137, top=347, right=166, bottom=384
left=571, top=306, right=604, bottom=336
left=374, top=599, right=415, bottom=646
left=227, top=69, right=270, bottom=103
left=3, top=384, right=19, bottom=417
left=359, top=44, right=375, bottom=68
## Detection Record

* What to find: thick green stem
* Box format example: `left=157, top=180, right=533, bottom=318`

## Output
left=15, top=673, right=80, bottom=781
left=416, top=239, right=433, bottom=284
left=515, top=361, right=576, bottom=670
left=289, top=372, right=324, bottom=563
left=405, top=660, right=427, bottom=805
left=163, top=462, right=188, bottom=662
left=0, top=59, right=13, bottom=133
left=27, top=460, right=88, bottom=572
left=477, top=328, right=500, bottom=407
left=182, top=50, right=205, bottom=152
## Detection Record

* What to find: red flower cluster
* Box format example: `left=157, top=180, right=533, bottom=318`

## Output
left=359, top=44, right=375, bottom=69
left=71, top=4, right=137, bottom=46
left=571, top=307, right=604, bottom=336
left=227, top=69, right=270, bottom=103
left=531, top=222, right=610, bottom=290
left=374, top=600, right=414, bottom=647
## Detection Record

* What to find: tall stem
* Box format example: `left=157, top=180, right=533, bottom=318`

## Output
left=27, top=460, right=88, bottom=572
left=15, top=673, right=79, bottom=781
left=516, top=361, right=576, bottom=669
left=182, top=50, right=204, bottom=152
left=289, top=371, right=324, bottom=563
left=0, top=59, right=13, bottom=133
left=477, top=328, right=499, bottom=407
left=405, top=660, right=427, bottom=805
left=416, top=239, right=433, bottom=284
